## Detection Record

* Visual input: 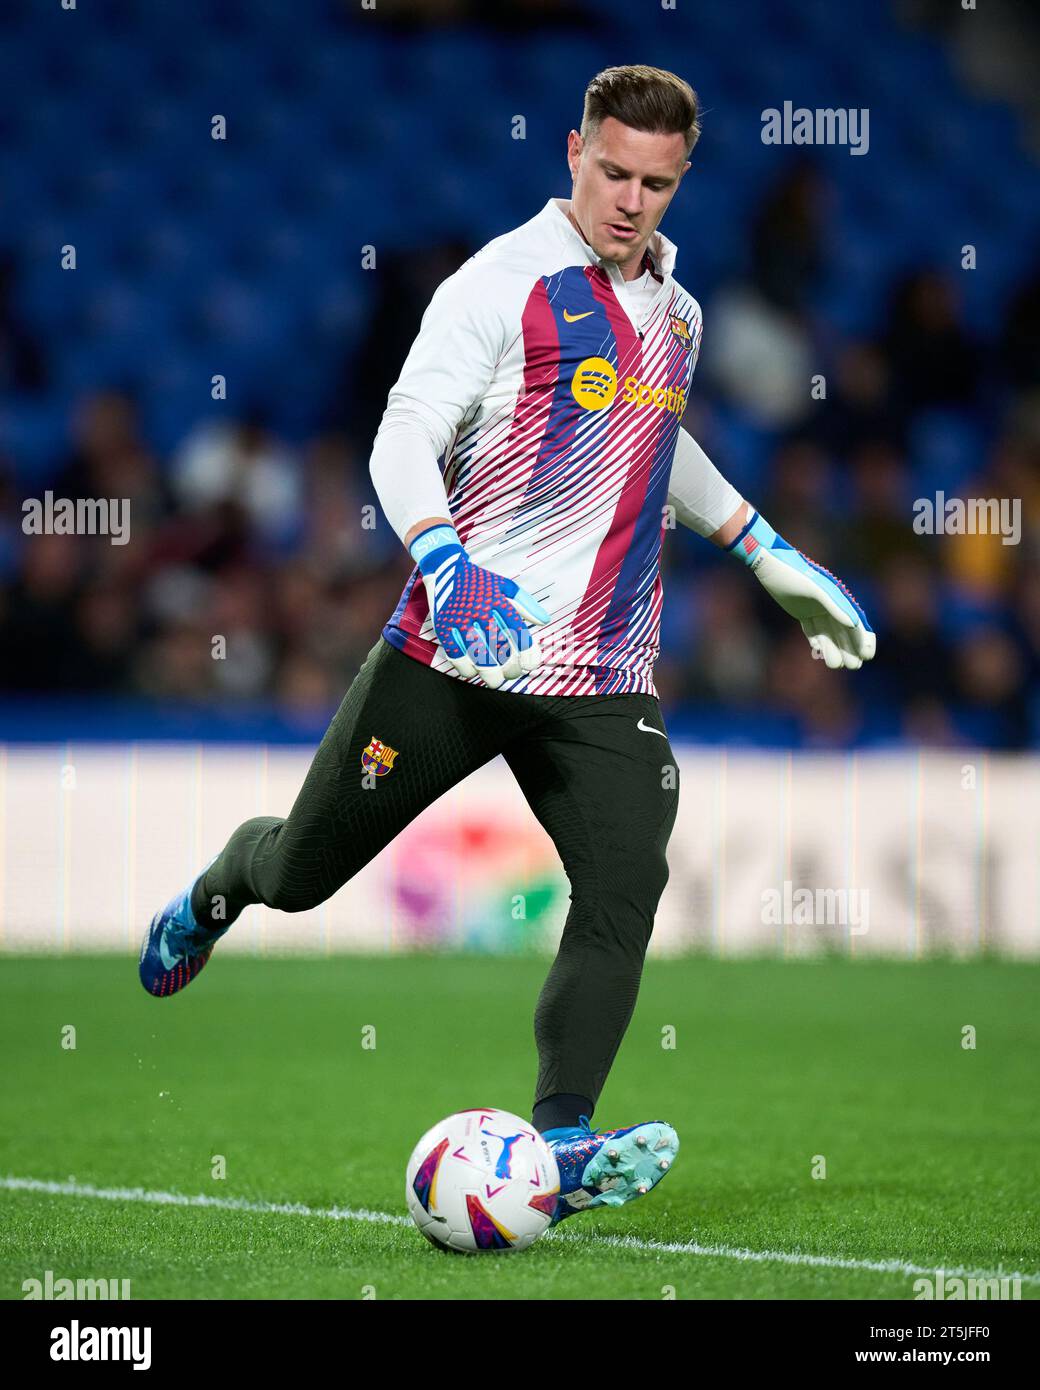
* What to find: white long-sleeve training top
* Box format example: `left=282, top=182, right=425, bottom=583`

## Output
left=369, top=195, right=741, bottom=697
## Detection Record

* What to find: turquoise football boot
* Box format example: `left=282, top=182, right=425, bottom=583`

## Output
left=139, top=859, right=227, bottom=998
left=542, top=1114, right=679, bottom=1226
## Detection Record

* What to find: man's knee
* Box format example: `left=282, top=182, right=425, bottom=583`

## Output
left=613, top=841, right=670, bottom=909
left=565, top=843, right=671, bottom=946
left=260, top=849, right=368, bottom=913
left=264, top=880, right=321, bottom=913
left=259, top=858, right=327, bottom=913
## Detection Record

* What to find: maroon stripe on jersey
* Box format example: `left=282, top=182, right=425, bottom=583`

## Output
left=454, top=276, right=562, bottom=544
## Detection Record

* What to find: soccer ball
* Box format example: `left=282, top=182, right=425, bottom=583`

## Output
left=405, top=1107, right=560, bottom=1253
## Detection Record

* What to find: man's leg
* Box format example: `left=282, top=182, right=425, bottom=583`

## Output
left=501, top=692, right=680, bottom=1126
left=191, top=637, right=527, bottom=928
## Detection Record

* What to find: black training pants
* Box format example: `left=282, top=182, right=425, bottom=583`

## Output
left=193, top=636, right=680, bottom=1110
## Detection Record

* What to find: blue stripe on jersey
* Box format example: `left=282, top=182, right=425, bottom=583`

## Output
left=515, top=267, right=614, bottom=515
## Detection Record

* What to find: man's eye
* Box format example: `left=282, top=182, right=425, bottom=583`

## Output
left=607, top=172, right=666, bottom=190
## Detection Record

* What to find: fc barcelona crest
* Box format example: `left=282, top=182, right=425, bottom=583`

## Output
left=669, top=315, right=693, bottom=350
left=362, top=735, right=399, bottom=777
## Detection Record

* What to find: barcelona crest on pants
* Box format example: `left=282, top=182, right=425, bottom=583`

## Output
left=362, top=736, right=399, bottom=777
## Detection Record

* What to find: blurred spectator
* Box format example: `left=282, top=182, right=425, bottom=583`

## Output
left=681, top=570, right=769, bottom=705
left=874, top=555, right=955, bottom=703
left=133, top=621, right=215, bottom=700
left=758, top=438, right=833, bottom=560
left=884, top=271, right=983, bottom=411
left=72, top=581, right=138, bottom=691
left=0, top=251, right=48, bottom=395
left=999, top=256, right=1040, bottom=391
left=170, top=415, right=304, bottom=554
left=842, top=442, right=915, bottom=573
left=3, top=533, right=86, bottom=691
left=330, top=238, right=476, bottom=448
left=703, top=164, right=826, bottom=428
left=810, top=340, right=906, bottom=454
left=953, top=627, right=1030, bottom=747
left=704, top=283, right=814, bottom=428
left=749, top=162, right=825, bottom=316
left=765, top=629, right=864, bottom=748
left=57, top=391, right=159, bottom=506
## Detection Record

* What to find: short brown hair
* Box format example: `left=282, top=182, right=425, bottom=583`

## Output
left=580, top=65, right=701, bottom=158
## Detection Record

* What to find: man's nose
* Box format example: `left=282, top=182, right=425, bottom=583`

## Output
left=618, top=183, right=643, bottom=214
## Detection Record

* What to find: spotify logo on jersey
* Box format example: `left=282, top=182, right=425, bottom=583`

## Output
left=571, top=356, right=618, bottom=410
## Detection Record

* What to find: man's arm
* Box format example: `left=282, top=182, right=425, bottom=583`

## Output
left=368, top=260, right=506, bottom=548
left=667, top=426, right=745, bottom=541
left=367, top=260, right=550, bottom=688
left=668, top=427, right=875, bottom=670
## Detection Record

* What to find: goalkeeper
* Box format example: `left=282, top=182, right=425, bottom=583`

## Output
left=140, top=64, right=874, bottom=1227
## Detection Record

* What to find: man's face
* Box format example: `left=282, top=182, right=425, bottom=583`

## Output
left=566, top=116, right=691, bottom=277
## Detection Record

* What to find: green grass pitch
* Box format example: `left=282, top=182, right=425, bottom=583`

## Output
left=1, top=953, right=1037, bottom=1300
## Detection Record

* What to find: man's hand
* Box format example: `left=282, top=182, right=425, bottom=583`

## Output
left=728, top=509, right=876, bottom=671
left=410, top=523, right=550, bottom=689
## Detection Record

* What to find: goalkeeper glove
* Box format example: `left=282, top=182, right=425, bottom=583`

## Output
left=410, top=523, right=550, bottom=690
left=728, top=509, right=876, bottom=670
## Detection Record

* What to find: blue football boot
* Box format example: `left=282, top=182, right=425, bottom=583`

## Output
left=542, top=1114, right=679, bottom=1226
left=139, top=860, right=227, bottom=998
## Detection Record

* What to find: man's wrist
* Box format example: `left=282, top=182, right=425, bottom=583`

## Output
left=404, top=514, right=453, bottom=549
left=409, top=522, right=464, bottom=575
left=726, top=507, right=777, bottom=568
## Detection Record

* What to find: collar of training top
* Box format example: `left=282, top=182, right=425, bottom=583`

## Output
left=545, top=196, right=677, bottom=282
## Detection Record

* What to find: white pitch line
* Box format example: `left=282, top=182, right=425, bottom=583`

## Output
left=3, top=1175, right=1038, bottom=1287
left=552, top=1230, right=1040, bottom=1285
left=0, top=1175, right=407, bottom=1228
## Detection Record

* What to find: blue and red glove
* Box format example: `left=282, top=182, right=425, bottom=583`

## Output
left=728, top=509, right=876, bottom=670
left=410, top=523, right=551, bottom=689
